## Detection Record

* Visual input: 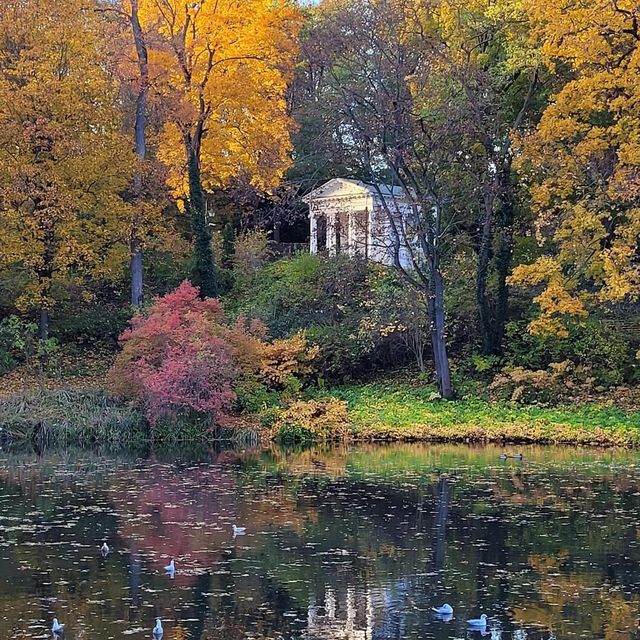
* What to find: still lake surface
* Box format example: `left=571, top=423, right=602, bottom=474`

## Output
left=2, top=443, right=640, bottom=640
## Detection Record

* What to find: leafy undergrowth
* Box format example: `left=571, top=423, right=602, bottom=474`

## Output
left=0, top=350, right=114, bottom=399
left=316, top=382, right=640, bottom=447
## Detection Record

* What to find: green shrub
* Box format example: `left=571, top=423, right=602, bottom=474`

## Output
left=0, top=314, right=37, bottom=361
left=52, top=303, right=132, bottom=347
left=234, top=378, right=280, bottom=413
left=470, top=353, right=502, bottom=374
left=0, top=347, right=15, bottom=375
left=305, top=323, right=373, bottom=380
left=504, top=319, right=633, bottom=386
left=228, top=253, right=417, bottom=380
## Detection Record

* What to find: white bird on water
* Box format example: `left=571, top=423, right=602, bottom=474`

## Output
left=467, top=614, right=488, bottom=629
left=52, top=618, right=64, bottom=635
left=232, top=525, right=246, bottom=536
left=101, top=542, right=109, bottom=555
left=153, top=618, right=163, bottom=637
left=432, top=603, right=454, bottom=615
left=164, top=559, right=175, bottom=574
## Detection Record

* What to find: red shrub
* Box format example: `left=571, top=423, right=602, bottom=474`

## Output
left=110, top=281, right=243, bottom=424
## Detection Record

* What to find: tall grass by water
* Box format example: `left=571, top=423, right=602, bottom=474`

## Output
left=0, top=389, right=262, bottom=446
left=0, top=389, right=146, bottom=445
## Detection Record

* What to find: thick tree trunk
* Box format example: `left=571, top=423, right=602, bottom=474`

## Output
left=129, top=0, right=148, bottom=307
left=37, top=224, right=54, bottom=367
left=429, top=268, right=454, bottom=400
left=187, top=149, right=217, bottom=298
left=493, top=228, right=512, bottom=351
left=130, top=237, right=143, bottom=306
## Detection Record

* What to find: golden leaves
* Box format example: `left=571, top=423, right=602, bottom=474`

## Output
left=0, top=0, right=135, bottom=312
left=139, top=0, right=301, bottom=198
left=512, top=0, right=640, bottom=335
left=259, top=332, right=319, bottom=389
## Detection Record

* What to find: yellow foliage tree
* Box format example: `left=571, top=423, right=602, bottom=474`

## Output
left=510, top=0, right=640, bottom=335
left=259, top=332, right=319, bottom=389
left=137, top=0, right=301, bottom=297
left=0, top=0, right=134, bottom=340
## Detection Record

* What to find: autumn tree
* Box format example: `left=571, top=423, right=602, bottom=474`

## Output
left=0, top=0, right=134, bottom=341
left=99, top=0, right=172, bottom=307
left=510, top=0, right=640, bottom=336
left=296, top=0, right=544, bottom=356
left=302, top=0, right=459, bottom=397
left=429, top=0, right=544, bottom=355
left=136, top=0, right=300, bottom=297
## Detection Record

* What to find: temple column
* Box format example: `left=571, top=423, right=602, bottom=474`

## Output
left=309, top=214, right=318, bottom=254
left=327, top=211, right=337, bottom=255
left=347, top=210, right=355, bottom=256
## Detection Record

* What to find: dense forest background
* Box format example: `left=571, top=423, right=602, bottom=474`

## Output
left=0, top=0, right=638, bottom=408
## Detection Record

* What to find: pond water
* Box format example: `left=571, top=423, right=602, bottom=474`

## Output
left=2, top=443, right=640, bottom=640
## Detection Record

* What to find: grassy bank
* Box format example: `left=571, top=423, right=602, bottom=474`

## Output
left=0, top=389, right=147, bottom=445
left=316, top=382, right=640, bottom=447
left=3, top=376, right=640, bottom=448
left=0, top=387, right=254, bottom=446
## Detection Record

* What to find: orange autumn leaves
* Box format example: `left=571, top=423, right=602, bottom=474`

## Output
left=133, top=0, right=301, bottom=200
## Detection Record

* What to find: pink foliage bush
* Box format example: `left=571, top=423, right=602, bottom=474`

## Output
left=109, top=281, right=249, bottom=424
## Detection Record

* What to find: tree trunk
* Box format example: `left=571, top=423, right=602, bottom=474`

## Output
left=130, top=237, right=143, bottom=306
left=129, top=0, right=148, bottom=307
left=37, top=223, right=54, bottom=368
left=476, top=197, right=495, bottom=356
left=187, top=149, right=217, bottom=298
left=492, top=167, right=515, bottom=353
left=430, top=268, right=454, bottom=399
left=39, top=307, right=49, bottom=342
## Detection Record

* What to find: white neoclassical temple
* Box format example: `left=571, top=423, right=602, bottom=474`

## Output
left=302, top=178, right=413, bottom=268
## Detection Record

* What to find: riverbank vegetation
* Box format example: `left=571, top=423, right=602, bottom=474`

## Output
left=1, top=0, right=639, bottom=446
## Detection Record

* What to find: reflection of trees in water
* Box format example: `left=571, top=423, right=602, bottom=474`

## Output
left=256, top=451, right=640, bottom=640
left=109, top=463, right=238, bottom=584
left=3, top=447, right=640, bottom=639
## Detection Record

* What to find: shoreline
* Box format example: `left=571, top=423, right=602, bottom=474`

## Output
left=1, top=380, right=639, bottom=448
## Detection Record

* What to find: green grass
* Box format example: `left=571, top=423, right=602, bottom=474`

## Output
left=313, top=381, right=640, bottom=447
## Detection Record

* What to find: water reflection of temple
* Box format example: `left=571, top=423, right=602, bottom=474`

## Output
left=304, top=586, right=375, bottom=639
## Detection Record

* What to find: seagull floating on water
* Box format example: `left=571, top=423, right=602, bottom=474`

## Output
left=232, top=525, right=246, bottom=536
left=432, top=603, right=453, bottom=615
left=52, top=618, right=64, bottom=634
left=467, top=614, right=488, bottom=628
left=153, top=617, right=163, bottom=637
left=100, top=542, right=109, bottom=555
left=163, top=559, right=175, bottom=574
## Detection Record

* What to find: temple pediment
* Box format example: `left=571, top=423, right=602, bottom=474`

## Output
left=302, top=178, right=372, bottom=202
